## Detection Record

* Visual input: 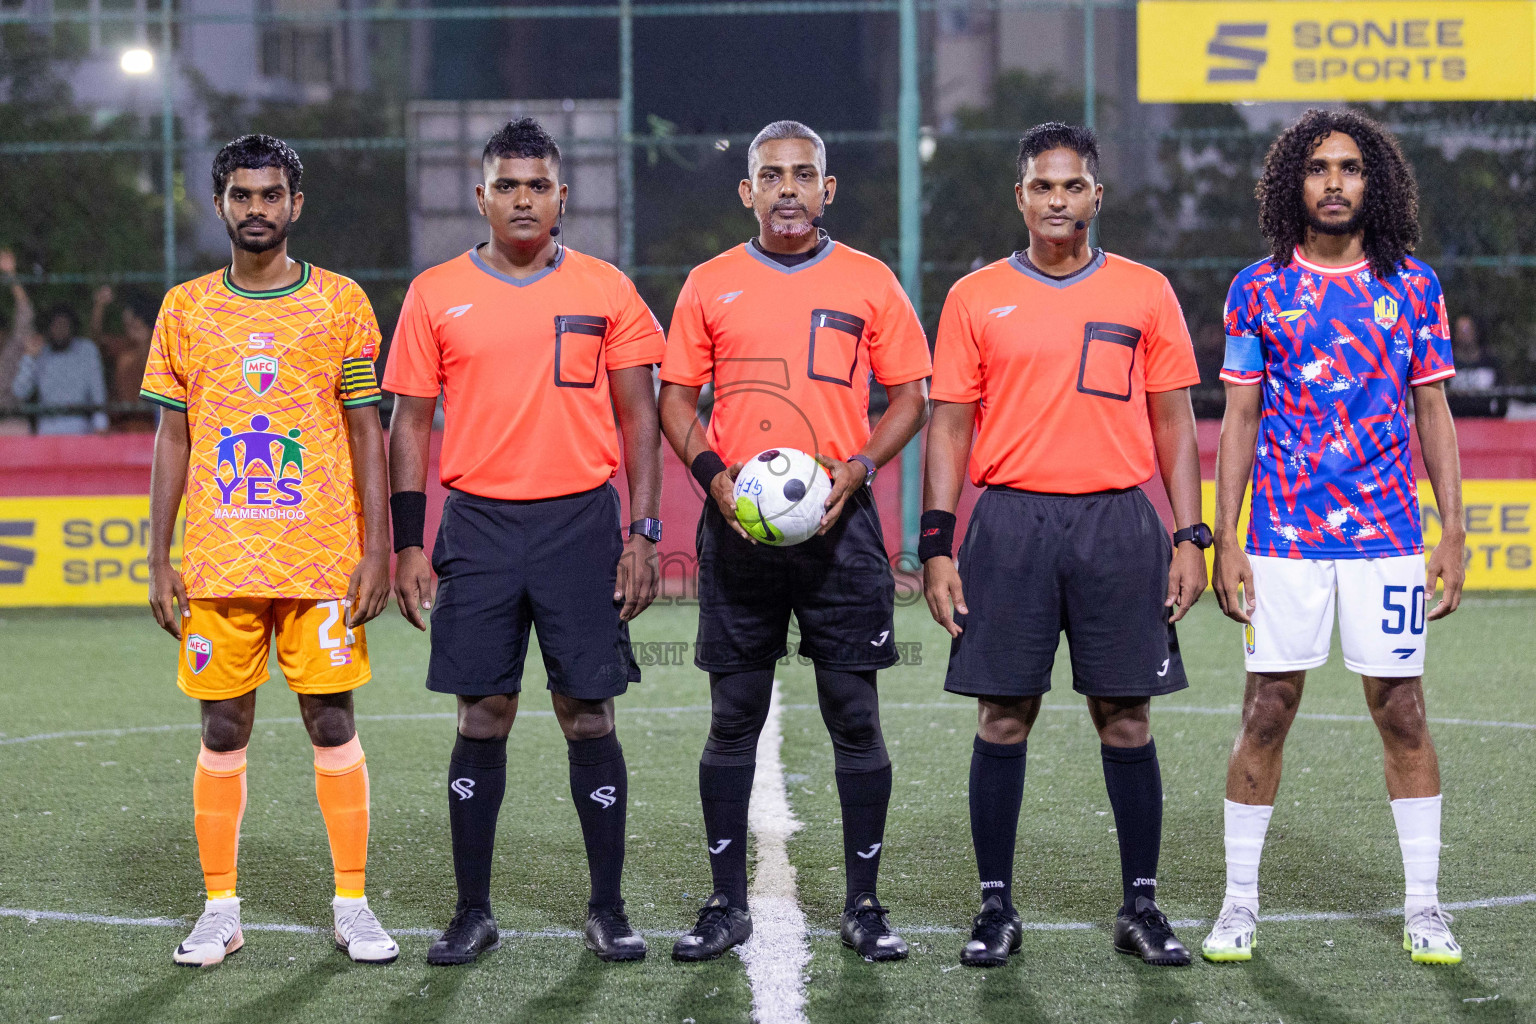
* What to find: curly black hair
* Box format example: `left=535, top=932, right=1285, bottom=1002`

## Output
left=483, top=117, right=561, bottom=171
left=212, top=134, right=303, bottom=197
left=1017, top=122, right=1099, bottom=182
left=1256, top=109, right=1419, bottom=280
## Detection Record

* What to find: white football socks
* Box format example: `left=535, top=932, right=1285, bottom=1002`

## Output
left=1390, top=794, right=1443, bottom=916
left=1223, top=799, right=1274, bottom=911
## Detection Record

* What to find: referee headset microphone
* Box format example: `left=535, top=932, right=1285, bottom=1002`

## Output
left=810, top=188, right=831, bottom=228
left=1074, top=196, right=1102, bottom=233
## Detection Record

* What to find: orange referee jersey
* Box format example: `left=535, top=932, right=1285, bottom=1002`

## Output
left=661, top=241, right=931, bottom=465
left=931, top=251, right=1200, bottom=494
left=383, top=246, right=665, bottom=500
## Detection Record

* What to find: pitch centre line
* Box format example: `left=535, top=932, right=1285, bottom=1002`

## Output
left=738, top=679, right=811, bottom=1024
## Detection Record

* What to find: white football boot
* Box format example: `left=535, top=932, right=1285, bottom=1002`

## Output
left=1404, top=905, right=1462, bottom=965
left=1200, top=901, right=1257, bottom=963
left=173, top=896, right=244, bottom=966
left=334, top=895, right=399, bottom=964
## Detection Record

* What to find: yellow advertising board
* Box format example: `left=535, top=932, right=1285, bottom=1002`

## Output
left=0, top=486, right=1531, bottom=607
left=1198, top=480, right=1536, bottom=589
left=0, top=496, right=182, bottom=608
left=1139, top=1, right=1536, bottom=102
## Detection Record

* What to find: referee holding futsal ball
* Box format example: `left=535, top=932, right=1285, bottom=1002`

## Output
left=922, top=123, right=1208, bottom=968
left=384, top=118, right=665, bottom=965
left=658, top=120, right=931, bottom=963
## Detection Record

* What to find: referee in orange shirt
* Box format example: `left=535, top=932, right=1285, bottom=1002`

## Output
left=659, top=121, right=932, bottom=962
left=922, top=123, right=1209, bottom=967
left=384, top=118, right=665, bottom=965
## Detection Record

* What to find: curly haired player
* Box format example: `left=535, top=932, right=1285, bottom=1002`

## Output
left=1201, top=109, right=1465, bottom=966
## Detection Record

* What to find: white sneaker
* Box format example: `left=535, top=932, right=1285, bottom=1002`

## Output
left=1200, top=901, right=1257, bottom=963
left=174, top=897, right=243, bottom=966
left=1404, top=905, right=1462, bottom=965
left=334, top=895, right=399, bottom=964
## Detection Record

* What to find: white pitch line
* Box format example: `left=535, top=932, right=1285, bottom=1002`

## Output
left=738, top=680, right=810, bottom=1024
left=6, top=700, right=1535, bottom=747
left=834, top=702, right=1536, bottom=732
left=7, top=893, right=1533, bottom=943
left=0, top=705, right=726, bottom=747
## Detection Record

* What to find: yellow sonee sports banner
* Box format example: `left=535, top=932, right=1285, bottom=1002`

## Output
left=0, top=496, right=183, bottom=608
left=0, top=487, right=1531, bottom=607
left=1197, top=480, right=1536, bottom=590
left=1138, top=1, right=1536, bottom=102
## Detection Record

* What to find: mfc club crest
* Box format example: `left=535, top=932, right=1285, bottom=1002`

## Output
left=186, top=634, right=213, bottom=674
left=215, top=413, right=307, bottom=508
left=242, top=355, right=279, bottom=396
left=1373, top=295, right=1400, bottom=330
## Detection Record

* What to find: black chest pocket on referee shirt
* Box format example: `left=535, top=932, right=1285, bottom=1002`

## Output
left=1076, top=321, right=1142, bottom=402
left=807, top=308, right=866, bottom=388
left=554, top=314, right=609, bottom=388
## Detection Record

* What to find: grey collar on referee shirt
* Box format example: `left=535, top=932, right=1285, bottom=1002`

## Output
left=743, top=235, right=837, bottom=274
left=468, top=243, right=566, bottom=288
left=1007, top=248, right=1107, bottom=289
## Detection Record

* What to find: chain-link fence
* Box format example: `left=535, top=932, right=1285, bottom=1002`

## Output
left=3, top=0, right=1533, bottom=436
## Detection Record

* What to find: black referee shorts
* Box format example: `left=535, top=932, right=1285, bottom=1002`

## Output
left=694, top=486, right=897, bottom=673
left=426, top=484, right=640, bottom=701
left=943, top=485, right=1187, bottom=700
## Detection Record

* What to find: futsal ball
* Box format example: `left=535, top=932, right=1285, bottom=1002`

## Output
left=733, top=447, right=832, bottom=547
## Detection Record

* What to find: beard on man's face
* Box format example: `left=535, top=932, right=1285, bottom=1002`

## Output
left=763, top=199, right=814, bottom=239
left=1305, top=202, right=1365, bottom=238
left=225, top=215, right=290, bottom=254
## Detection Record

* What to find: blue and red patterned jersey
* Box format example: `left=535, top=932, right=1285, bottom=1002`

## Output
left=1221, top=249, right=1454, bottom=559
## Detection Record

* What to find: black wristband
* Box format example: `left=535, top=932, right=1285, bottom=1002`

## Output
left=390, top=491, right=427, bottom=552
left=690, top=450, right=729, bottom=493
left=918, top=509, right=957, bottom=562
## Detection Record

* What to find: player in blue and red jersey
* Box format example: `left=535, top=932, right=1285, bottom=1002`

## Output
left=1202, top=110, right=1466, bottom=966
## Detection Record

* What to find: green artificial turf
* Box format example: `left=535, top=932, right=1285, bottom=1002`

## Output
left=1, top=593, right=1532, bottom=1023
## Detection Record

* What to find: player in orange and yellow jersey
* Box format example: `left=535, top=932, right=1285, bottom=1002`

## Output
left=142, top=135, right=397, bottom=967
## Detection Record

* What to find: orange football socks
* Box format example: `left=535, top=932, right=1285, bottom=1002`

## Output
left=193, top=744, right=248, bottom=899
left=314, top=736, right=370, bottom=898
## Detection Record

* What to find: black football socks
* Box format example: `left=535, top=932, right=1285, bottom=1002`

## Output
left=567, top=731, right=629, bottom=909
left=699, top=762, right=755, bottom=907
left=447, top=732, right=508, bottom=912
left=1101, top=739, right=1163, bottom=911
left=835, top=764, right=892, bottom=908
left=969, top=736, right=1027, bottom=910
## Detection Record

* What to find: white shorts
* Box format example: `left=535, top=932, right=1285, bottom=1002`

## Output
left=1244, top=554, right=1427, bottom=677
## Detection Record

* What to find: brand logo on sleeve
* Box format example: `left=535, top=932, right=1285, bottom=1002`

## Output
left=242, top=355, right=279, bottom=396
left=186, top=634, right=213, bottom=674
left=1278, top=309, right=1308, bottom=322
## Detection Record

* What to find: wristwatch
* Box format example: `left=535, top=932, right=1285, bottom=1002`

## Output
left=848, top=454, right=877, bottom=488
left=1173, top=522, right=1214, bottom=549
left=629, top=518, right=663, bottom=543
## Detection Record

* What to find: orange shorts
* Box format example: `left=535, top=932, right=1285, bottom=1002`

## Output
left=178, top=597, right=371, bottom=701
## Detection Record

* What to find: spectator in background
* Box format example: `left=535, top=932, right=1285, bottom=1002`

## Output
left=0, top=249, right=35, bottom=435
left=1446, top=315, right=1505, bottom=418
left=90, top=284, right=157, bottom=432
left=11, top=295, right=109, bottom=436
